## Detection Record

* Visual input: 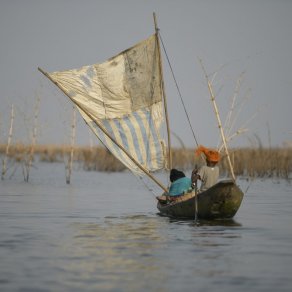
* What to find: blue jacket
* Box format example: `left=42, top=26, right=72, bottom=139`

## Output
left=168, top=177, right=192, bottom=196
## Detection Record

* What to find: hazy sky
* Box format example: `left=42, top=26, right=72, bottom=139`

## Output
left=1, top=0, right=291, bottom=148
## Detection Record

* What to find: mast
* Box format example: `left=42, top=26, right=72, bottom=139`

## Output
left=38, top=67, right=169, bottom=193
left=153, top=12, right=172, bottom=170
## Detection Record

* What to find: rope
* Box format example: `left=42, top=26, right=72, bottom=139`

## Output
left=134, top=173, right=164, bottom=199
left=158, top=31, right=199, bottom=147
left=157, top=26, right=202, bottom=221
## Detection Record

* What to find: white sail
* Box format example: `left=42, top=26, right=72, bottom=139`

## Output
left=48, top=34, right=167, bottom=175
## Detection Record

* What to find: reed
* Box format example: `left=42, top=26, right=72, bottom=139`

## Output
left=229, top=147, right=292, bottom=179
left=23, top=94, right=41, bottom=182
left=0, top=144, right=291, bottom=178
left=1, top=105, right=14, bottom=180
left=65, top=106, right=76, bottom=184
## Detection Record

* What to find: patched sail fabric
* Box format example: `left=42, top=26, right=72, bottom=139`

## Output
left=48, top=34, right=166, bottom=175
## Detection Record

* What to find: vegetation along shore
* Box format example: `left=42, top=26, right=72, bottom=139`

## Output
left=0, top=144, right=291, bottom=180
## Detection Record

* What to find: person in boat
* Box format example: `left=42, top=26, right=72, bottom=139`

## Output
left=168, top=168, right=192, bottom=196
left=191, top=145, right=220, bottom=192
left=157, top=169, right=192, bottom=203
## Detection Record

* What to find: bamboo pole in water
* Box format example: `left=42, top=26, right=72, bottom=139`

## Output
left=66, top=106, right=76, bottom=184
left=24, top=94, right=41, bottom=182
left=199, top=60, right=236, bottom=181
left=2, top=104, right=14, bottom=180
left=38, top=67, right=169, bottom=193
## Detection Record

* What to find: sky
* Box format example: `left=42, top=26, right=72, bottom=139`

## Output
left=0, top=0, right=291, bottom=149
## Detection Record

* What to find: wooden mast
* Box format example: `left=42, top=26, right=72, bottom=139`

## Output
left=153, top=12, right=172, bottom=170
left=38, top=67, right=169, bottom=193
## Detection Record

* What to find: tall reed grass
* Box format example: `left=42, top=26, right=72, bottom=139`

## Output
left=0, top=144, right=291, bottom=179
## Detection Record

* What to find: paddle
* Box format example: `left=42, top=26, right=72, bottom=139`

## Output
left=192, top=166, right=199, bottom=223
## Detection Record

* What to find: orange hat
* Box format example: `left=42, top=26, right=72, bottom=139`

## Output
left=195, top=145, right=220, bottom=162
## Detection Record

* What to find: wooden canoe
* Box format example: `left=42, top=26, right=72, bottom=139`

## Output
left=157, top=180, right=244, bottom=219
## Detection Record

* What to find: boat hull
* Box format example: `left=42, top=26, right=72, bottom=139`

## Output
left=157, top=180, right=244, bottom=219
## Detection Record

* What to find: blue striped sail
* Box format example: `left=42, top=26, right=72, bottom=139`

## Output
left=82, top=103, right=166, bottom=175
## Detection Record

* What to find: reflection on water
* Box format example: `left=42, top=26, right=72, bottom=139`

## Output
left=66, top=216, right=169, bottom=290
left=65, top=214, right=244, bottom=291
left=0, top=165, right=292, bottom=291
left=168, top=217, right=242, bottom=227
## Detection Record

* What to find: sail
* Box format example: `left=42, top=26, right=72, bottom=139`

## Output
left=48, top=34, right=167, bottom=175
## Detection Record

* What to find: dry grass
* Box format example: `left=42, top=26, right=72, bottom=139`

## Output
left=229, top=148, right=292, bottom=179
left=0, top=143, right=125, bottom=172
left=0, top=144, right=291, bottom=178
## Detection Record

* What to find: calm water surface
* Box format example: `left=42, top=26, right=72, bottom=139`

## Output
left=0, top=163, right=291, bottom=292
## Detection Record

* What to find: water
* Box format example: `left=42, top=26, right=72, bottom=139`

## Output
left=0, top=163, right=291, bottom=292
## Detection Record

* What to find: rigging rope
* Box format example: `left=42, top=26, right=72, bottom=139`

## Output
left=158, top=31, right=199, bottom=147
left=134, top=174, right=164, bottom=198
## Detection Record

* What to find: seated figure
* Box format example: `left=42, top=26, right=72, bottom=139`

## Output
left=157, top=169, right=192, bottom=203
left=168, top=168, right=192, bottom=196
